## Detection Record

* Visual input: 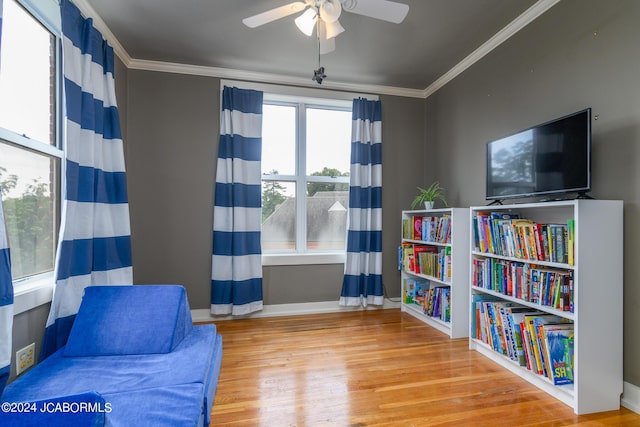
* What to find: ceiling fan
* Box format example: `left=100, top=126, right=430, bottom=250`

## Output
left=242, top=0, right=410, bottom=55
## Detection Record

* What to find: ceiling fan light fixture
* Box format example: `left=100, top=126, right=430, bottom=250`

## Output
left=295, top=8, right=317, bottom=36
left=319, top=0, right=342, bottom=23
left=324, top=19, right=344, bottom=39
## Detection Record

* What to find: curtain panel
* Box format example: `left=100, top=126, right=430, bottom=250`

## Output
left=41, top=0, right=132, bottom=359
left=0, top=196, right=13, bottom=396
left=0, top=0, right=3, bottom=52
left=211, top=86, right=264, bottom=316
left=340, top=98, right=383, bottom=306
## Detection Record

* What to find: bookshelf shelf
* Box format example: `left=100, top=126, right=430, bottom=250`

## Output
left=471, top=286, right=575, bottom=321
left=470, top=250, right=575, bottom=270
left=469, top=199, right=623, bottom=414
left=400, top=208, right=469, bottom=338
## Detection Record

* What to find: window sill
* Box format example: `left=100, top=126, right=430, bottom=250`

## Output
left=13, top=273, right=54, bottom=315
left=262, top=253, right=346, bottom=266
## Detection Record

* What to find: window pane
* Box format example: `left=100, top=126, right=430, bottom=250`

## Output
left=0, top=0, right=56, bottom=145
left=262, top=104, right=296, bottom=176
left=306, top=183, right=348, bottom=251
left=0, top=142, right=58, bottom=279
left=261, top=181, right=295, bottom=251
left=306, top=108, right=351, bottom=176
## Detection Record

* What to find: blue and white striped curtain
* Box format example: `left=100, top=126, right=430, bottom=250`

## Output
left=0, top=198, right=13, bottom=396
left=211, top=86, right=263, bottom=316
left=340, top=98, right=383, bottom=306
left=0, top=0, right=14, bottom=396
left=41, top=0, right=132, bottom=358
left=0, top=0, right=3, bottom=50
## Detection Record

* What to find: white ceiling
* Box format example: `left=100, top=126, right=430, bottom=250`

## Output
left=77, top=0, right=560, bottom=97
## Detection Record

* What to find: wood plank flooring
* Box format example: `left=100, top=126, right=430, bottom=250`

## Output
left=207, top=309, right=639, bottom=426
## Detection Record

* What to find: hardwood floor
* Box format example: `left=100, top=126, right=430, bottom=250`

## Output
left=208, top=309, right=639, bottom=426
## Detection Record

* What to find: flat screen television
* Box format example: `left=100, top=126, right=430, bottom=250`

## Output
left=486, top=108, right=591, bottom=202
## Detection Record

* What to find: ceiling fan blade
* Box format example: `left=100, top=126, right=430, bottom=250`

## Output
left=242, top=2, right=308, bottom=28
left=318, top=22, right=336, bottom=54
left=342, top=0, right=409, bottom=24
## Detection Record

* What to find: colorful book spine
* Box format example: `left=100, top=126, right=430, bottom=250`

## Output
left=413, top=216, right=422, bottom=240
left=471, top=258, right=573, bottom=311
left=567, top=219, right=575, bottom=265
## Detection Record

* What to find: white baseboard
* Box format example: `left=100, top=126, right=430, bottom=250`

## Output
left=191, top=298, right=401, bottom=323
left=623, top=381, right=640, bottom=414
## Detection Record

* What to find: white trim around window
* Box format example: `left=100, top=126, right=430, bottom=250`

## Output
left=221, top=80, right=376, bottom=266
left=262, top=252, right=346, bottom=266
left=2, top=0, right=62, bottom=313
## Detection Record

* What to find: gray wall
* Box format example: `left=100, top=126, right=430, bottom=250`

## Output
left=8, top=304, right=49, bottom=382
left=126, top=70, right=218, bottom=309
left=426, top=0, right=640, bottom=386
left=124, top=71, right=426, bottom=309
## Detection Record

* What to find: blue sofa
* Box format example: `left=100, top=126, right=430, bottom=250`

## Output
left=0, top=285, right=223, bottom=426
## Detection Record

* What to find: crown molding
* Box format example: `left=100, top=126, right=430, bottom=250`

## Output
left=128, top=59, right=426, bottom=98
left=423, top=0, right=561, bottom=98
left=69, top=0, right=559, bottom=99
left=68, top=0, right=132, bottom=66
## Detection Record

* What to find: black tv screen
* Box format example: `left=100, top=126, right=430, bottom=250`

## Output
left=486, top=108, right=591, bottom=201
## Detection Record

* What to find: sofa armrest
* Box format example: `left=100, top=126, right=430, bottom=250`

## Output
left=64, top=285, right=193, bottom=356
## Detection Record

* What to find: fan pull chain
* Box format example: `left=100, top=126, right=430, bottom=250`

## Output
left=312, top=17, right=326, bottom=84
left=316, top=17, right=321, bottom=68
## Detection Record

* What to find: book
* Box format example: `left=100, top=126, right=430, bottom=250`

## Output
left=531, top=315, right=571, bottom=378
left=497, top=304, right=521, bottom=361
left=414, top=283, right=427, bottom=307
left=422, top=216, right=433, bottom=241
left=426, top=286, right=436, bottom=316
left=542, top=323, right=575, bottom=385
left=510, top=310, right=543, bottom=367
left=502, top=307, right=542, bottom=366
left=441, top=287, right=451, bottom=322
left=401, top=242, right=414, bottom=272
left=523, top=314, right=552, bottom=375
left=415, top=245, right=438, bottom=275
left=404, top=278, right=416, bottom=304
left=413, top=216, right=422, bottom=240
left=474, top=212, right=490, bottom=253
left=402, top=218, right=413, bottom=240
left=404, top=278, right=428, bottom=305
left=471, top=294, right=501, bottom=341
left=567, top=219, right=575, bottom=265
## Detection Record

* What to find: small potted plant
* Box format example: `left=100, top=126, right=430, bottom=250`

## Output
left=410, top=182, right=447, bottom=210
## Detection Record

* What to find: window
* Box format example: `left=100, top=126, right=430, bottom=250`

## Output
left=261, top=97, right=352, bottom=255
left=0, top=0, right=61, bottom=287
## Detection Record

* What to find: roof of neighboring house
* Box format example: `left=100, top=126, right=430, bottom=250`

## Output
left=262, top=191, right=349, bottom=243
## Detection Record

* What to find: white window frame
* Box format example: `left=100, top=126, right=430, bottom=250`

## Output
left=1, top=0, right=62, bottom=313
left=221, top=80, right=378, bottom=266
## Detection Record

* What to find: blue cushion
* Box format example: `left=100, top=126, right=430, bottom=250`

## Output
left=3, top=326, right=218, bottom=402
left=103, top=384, right=205, bottom=427
left=63, top=285, right=193, bottom=356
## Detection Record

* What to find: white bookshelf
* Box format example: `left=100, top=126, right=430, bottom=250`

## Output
left=468, top=199, right=623, bottom=414
left=400, top=208, right=469, bottom=338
